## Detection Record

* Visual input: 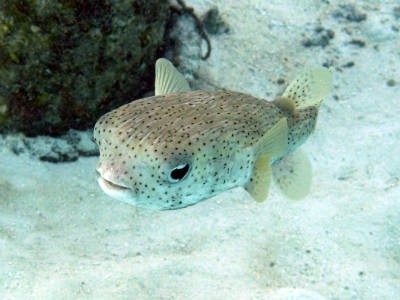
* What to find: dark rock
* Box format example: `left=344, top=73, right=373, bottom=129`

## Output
left=1, top=129, right=98, bottom=162
left=0, top=0, right=169, bottom=136
left=333, top=4, right=367, bottom=23
left=349, top=39, right=366, bottom=47
left=26, top=137, right=77, bottom=162
left=202, top=7, right=230, bottom=35
left=302, top=26, right=335, bottom=48
left=342, top=61, right=355, bottom=68
left=322, top=60, right=335, bottom=68
left=276, top=78, right=285, bottom=85
left=39, top=146, right=79, bottom=163
left=386, top=79, right=396, bottom=87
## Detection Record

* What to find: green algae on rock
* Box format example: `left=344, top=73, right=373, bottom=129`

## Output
left=0, top=0, right=169, bottom=136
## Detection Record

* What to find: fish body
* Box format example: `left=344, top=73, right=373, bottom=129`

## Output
left=94, top=59, right=332, bottom=210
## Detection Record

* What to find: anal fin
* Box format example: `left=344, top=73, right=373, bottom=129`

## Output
left=272, top=150, right=312, bottom=200
left=244, top=154, right=272, bottom=202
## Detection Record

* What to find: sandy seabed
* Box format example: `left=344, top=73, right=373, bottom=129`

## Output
left=1, top=1, right=399, bottom=299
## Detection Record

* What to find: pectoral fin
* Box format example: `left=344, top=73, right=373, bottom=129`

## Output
left=245, top=118, right=288, bottom=203
left=272, top=150, right=312, bottom=200
left=155, top=58, right=191, bottom=96
left=254, top=117, right=288, bottom=157
left=244, top=154, right=272, bottom=202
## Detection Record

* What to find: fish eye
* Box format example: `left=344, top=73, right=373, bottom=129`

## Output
left=168, top=163, right=191, bottom=183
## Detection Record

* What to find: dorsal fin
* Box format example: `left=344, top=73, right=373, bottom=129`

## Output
left=281, top=67, right=332, bottom=110
left=155, top=58, right=191, bottom=96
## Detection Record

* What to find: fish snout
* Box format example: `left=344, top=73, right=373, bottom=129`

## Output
left=96, top=163, right=131, bottom=190
left=95, top=162, right=139, bottom=205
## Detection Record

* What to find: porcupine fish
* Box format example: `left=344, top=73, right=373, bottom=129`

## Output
left=93, top=58, right=332, bottom=210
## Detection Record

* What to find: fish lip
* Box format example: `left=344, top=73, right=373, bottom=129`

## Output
left=99, top=176, right=130, bottom=191
left=96, top=170, right=130, bottom=191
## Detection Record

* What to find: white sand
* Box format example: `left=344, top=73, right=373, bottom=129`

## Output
left=1, top=1, right=399, bottom=299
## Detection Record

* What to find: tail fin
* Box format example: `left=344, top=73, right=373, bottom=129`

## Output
left=274, top=67, right=332, bottom=113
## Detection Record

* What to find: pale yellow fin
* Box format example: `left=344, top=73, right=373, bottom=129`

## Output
left=244, top=154, right=272, bottom=202
left=155, top=58, right=191, bottom=96
left=281, top=67, right=332, bottom=110
left=272, top=149, right=312, bottom=200
left=255, top=117, right=288, bottom=158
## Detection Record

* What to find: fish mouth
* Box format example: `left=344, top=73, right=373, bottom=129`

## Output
left=96, top=170, right=130, bottom=192
left=98, top=176, right=130, bottom=191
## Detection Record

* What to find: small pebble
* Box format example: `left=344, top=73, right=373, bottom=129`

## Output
left=386, top=79, right=396, bottom=87
left=350, top=39, right=366, bottom=47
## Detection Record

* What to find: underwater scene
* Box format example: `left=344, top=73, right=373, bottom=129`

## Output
left=0, top=0, right=399, bottom=299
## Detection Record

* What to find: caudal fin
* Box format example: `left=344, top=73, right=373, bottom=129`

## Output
left=275, top=67, right=332, bottom=113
